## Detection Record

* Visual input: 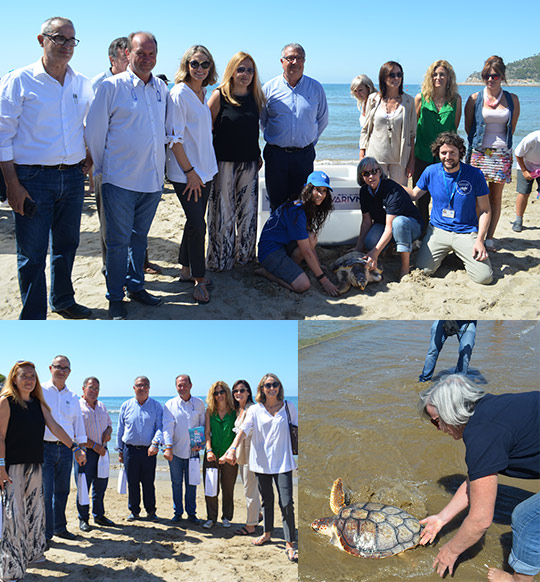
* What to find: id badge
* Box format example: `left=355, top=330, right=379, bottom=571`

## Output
left=442, top=208, right=455, bottom=219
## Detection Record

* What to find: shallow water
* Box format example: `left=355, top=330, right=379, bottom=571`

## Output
left=298, top=320, right=540, bottom=581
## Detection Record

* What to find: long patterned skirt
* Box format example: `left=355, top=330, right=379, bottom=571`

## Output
left=0, top=463, right=46, bottom=581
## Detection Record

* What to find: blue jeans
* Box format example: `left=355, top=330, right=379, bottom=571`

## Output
left=364, top=217, right=422, bottom=253
left=14, top=164, right=85, bottom=319
left=509, top=492, right=540, bottom=576
left=102, top=183, right=161, bottom=301
left=123, top=445, right=157, bottom=515
left=168, top=455, right=197, bottom=518
left=43, top=442, right=74, bottom=539
left=419, top=321, right=477, bottom=382
left=75, top=449, right=109, bottom=521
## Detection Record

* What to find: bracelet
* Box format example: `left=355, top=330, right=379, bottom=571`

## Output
left=0, top=458, right=5, bottom=467
left=73, top=446, right=81, bottom=454
left=316, top=273, right=326, bottom=281
left=91, top=442, right=95, bottom=450
left=229, top=447, right=237, bottom=451
left=164, top=445, right=173, bottom=450
left=207, top=449, right=213, bottom=453
left=184, top=166, right=194, bottom=174
left=71, top=441, right=80, bottom=451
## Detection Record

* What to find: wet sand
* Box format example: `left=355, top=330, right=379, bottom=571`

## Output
left=298, top=320, right=540, bottom=581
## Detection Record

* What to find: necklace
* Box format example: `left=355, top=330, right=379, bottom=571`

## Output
left=383, top=97, right=401, bottom=144
left=484, top=87, right=503, bottom=109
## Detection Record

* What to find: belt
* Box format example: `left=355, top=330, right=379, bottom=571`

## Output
left=45, top=440, right=65, bottom=446
left=270, top=143, right=314, bottom=153
left=16, top=161, right=83, bottom=171
left=126, top=444, right=150, bottom=450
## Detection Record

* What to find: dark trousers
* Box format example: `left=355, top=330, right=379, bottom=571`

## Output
left=172, top=181, right=212, bottom=278
left=76, top=448, right=109, bottom=521
left=203, top=456, right=238, bottom=522
left=256, top=470, right=296, bottom=543
left=263, top=143, right=315, bottom=211
left=413, top=157, right=433, bottom=236
left=124, top=445, right=156, bottom=515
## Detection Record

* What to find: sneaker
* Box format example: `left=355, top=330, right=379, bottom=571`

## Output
left=512, top=219, right=523, bottom=233
left=79, top=519, right=92, bottom=532
left=109, top=300, right=127, bottom=320
left=202, top=519, right=215, bottom=529
left=222, top=518, right=231, bottom=528
left=127, top=513, right=139, bottom=521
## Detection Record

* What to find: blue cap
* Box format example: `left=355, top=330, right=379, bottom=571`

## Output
left=305, top=170, right=332, bottom=192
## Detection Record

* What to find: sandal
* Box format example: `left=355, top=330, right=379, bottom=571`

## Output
left=285, top=547, right=298, bottom=562
left=252, top=534, right=271, bottom=546
left=179, top=273, right=213, bottom=286
left=234, top=526, right=256, bottom=536
left=193, top=284, right=210, bottom=305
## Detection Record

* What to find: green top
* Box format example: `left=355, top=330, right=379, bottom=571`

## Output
left=415, top=95, right=457, bottom=163
left=209, top=410, right=236, bottom=458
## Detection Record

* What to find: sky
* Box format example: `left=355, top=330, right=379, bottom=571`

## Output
left=0, top=321, right=298, bottom=398
left=1, top=0, right=537, bottom=85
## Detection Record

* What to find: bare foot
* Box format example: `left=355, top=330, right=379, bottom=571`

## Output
left=193, top=283, right=210, bottom=304
left=487, top=568, right=533, bottom=582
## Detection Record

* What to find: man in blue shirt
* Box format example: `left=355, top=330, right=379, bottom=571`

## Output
left=260, top=43, right=328, bottom=210
left=409, top=132, right=493, bottom=285
left=117, top=376, right=163, bottom=521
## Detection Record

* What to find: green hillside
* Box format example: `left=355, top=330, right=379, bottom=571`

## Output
left=466, top=54, right=540, bottom=84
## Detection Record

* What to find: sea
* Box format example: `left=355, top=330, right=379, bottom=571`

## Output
left=315, top=84, right=540, bottom=163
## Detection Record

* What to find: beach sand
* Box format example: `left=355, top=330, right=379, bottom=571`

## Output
left=0, top=174, right=538, bottom=320
left=24, top=466, right=298, bottom=582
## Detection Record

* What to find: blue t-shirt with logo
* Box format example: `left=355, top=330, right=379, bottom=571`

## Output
left=417, top=162, right=489, bottom=233
left=258, top=201, right=309, bottom=262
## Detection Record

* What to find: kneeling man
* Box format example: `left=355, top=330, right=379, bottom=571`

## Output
left=409, top=132, right=493, bottom=285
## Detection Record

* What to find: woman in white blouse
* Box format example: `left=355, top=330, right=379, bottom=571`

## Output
left=166, top=45, right=218, bottom=304
left=221, top=373, right=298, bottom=562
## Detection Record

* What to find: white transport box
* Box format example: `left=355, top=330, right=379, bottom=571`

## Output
left=256, top=163, right=362, bottom=246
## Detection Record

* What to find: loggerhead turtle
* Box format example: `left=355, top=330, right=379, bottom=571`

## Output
left=330, top=251, right=383, bottom=295
left=311, top=478, right=421, bottom=559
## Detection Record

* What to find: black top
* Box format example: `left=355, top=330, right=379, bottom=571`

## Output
left=6, top=396, right=46, bottom=468
left=359, top=178, right=423, bottom=227
left=212, top=90, right=260, bottom=162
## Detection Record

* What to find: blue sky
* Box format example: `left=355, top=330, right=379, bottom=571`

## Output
left=1, top=0, right=537, bottom=84
left=0, top=321, right=298, bottom=398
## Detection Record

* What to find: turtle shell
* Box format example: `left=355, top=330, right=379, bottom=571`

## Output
left=334, top=502, right=421, bottom=559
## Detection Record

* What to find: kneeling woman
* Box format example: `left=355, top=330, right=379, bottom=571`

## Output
left=354, top=157, right=423, bottom=279
left=257, top=171, right=339, bottom=296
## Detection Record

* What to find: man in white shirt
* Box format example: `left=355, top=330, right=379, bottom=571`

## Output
left=42, top=354, right=87, bottom=543
left=85, top=31, right=170, bottom=320
left=77, top=376, right=115, bottom=532
left=0, top=16, right=93, bottom=320
left=163, top=375, right=205, bottom=525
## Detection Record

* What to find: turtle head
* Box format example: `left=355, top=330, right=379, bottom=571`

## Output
left=311, top=516, right=334, bottom=536
left=330, top=478, right=351, bottom=513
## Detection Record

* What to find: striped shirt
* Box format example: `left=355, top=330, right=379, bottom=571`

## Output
left=79, top=398, right=112, bottom=445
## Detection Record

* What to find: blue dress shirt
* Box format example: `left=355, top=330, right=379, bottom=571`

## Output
left=260, top=74, right=328, bottom=148
left=116, top=397, right=163, bottom=451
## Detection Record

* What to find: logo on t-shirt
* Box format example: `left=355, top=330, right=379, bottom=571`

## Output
left=457, top=180, right=472, bottom=195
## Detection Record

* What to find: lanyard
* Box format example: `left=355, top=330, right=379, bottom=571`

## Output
left=441, top=166, right=461, bottom=208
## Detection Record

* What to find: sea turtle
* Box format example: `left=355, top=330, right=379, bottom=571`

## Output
left=330, top=251, right=383, bottom=295
left=311, top=478, right=421, bottom=559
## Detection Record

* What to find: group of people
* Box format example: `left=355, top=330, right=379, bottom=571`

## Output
left=0, top=358, right=298, bottom=580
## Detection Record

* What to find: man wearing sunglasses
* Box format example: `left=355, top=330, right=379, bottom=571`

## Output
left=0, top=16, right=94, bottom=320
left=86, top=31, right=171, bottom=320
left=163, top=375, right=205, bottom=526
left=261, top=43, right=328, bottom=210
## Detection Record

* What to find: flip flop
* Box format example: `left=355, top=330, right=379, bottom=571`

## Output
left=234, top=526, right=256, bottom=536
left=252, top=535, right=271, bottom=546
left=179, top=273, right=213, bottom=286
left=285, top=548, right=298, bottom=562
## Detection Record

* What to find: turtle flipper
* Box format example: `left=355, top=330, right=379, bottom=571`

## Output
left=330, top=478, right=348, bottom=513
left=335, top=270, right=351, bottom=295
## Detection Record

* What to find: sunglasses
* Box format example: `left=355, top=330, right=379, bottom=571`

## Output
left=483, top=74, right=500, bottom=81
left=214, top=389, right=226, bottom=396
left=189, top=60, right=211, bottom=70
left=264, top=381, right=279, bottom=389
left=361, top=169, right=379, bottom=178
left=237, top=66, right=254, bottom=74
left=233, top=388, right=247, bottom=394
left=388, top=72, right=403, bottom=79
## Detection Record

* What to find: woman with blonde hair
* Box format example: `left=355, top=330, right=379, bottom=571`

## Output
left=414, top=60, right=462, bottom=231
left=465, top=55, right=520, bottom=252
left=206, top=52, right=265, bottom=271
left=0, top=361, right=86, bottom=581
left=202, top=380, right=238, bottom=529
left=166, top=45, right=218, bottom=304
left=350, top=74, right=376, bottom=156
left=221, top=373, right=298, bottom=562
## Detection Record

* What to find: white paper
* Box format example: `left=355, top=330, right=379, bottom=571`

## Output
left=0, top=495, right=3, bottom=540
left=188, top=457, right=200, bottom=485
left=97, top=451, right=110, bottom=479
left=117, top=466, right=127, bottom=495
left=78, top=473, right=90, bottom=505
left=205, top=467, right=218, bottom=497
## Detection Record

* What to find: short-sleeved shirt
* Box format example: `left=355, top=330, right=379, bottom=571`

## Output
left=417, top=162, right=489, bottom=233
left=463, top=392, right=540, bottom=482
left=209, top=410, right=236, bottom=459
left=515, top=130, right=540, bottom=173
left=359, top=178, right=423, bottom=227
left=258, top=202, right=308, bottom=262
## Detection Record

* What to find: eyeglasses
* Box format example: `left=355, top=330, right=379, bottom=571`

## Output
left=135, top=383, right=149, bottom=388
left=52, top=364, right=70, bottom=371
left=361, top=169, right=379, bottom=178
left=388, top=72, right=403, bottom=79
left=189, top=60, right=211, bottom=70
left=430, top=416, right=441, bottom=428
left=214, top=390, right=226, bottom=396
left=44, top=34, right=80, bottom=47
left=484, top=74, right=500, bottom=81
left=233, top=388, right=247, bottom=394
left=264, top=381, right=279, bottom=389
left=283, top=56, right=305, bottom=63
left=237, top=66, right=254, bottom=74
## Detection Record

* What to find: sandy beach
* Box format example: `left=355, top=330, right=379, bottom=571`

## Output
left=24, top=465, right=298, bottom=582
left=0, top=172, right=538, bottom=320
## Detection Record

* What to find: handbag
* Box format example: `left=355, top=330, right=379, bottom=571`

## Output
left=285, top=401, right=298, bottom=455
